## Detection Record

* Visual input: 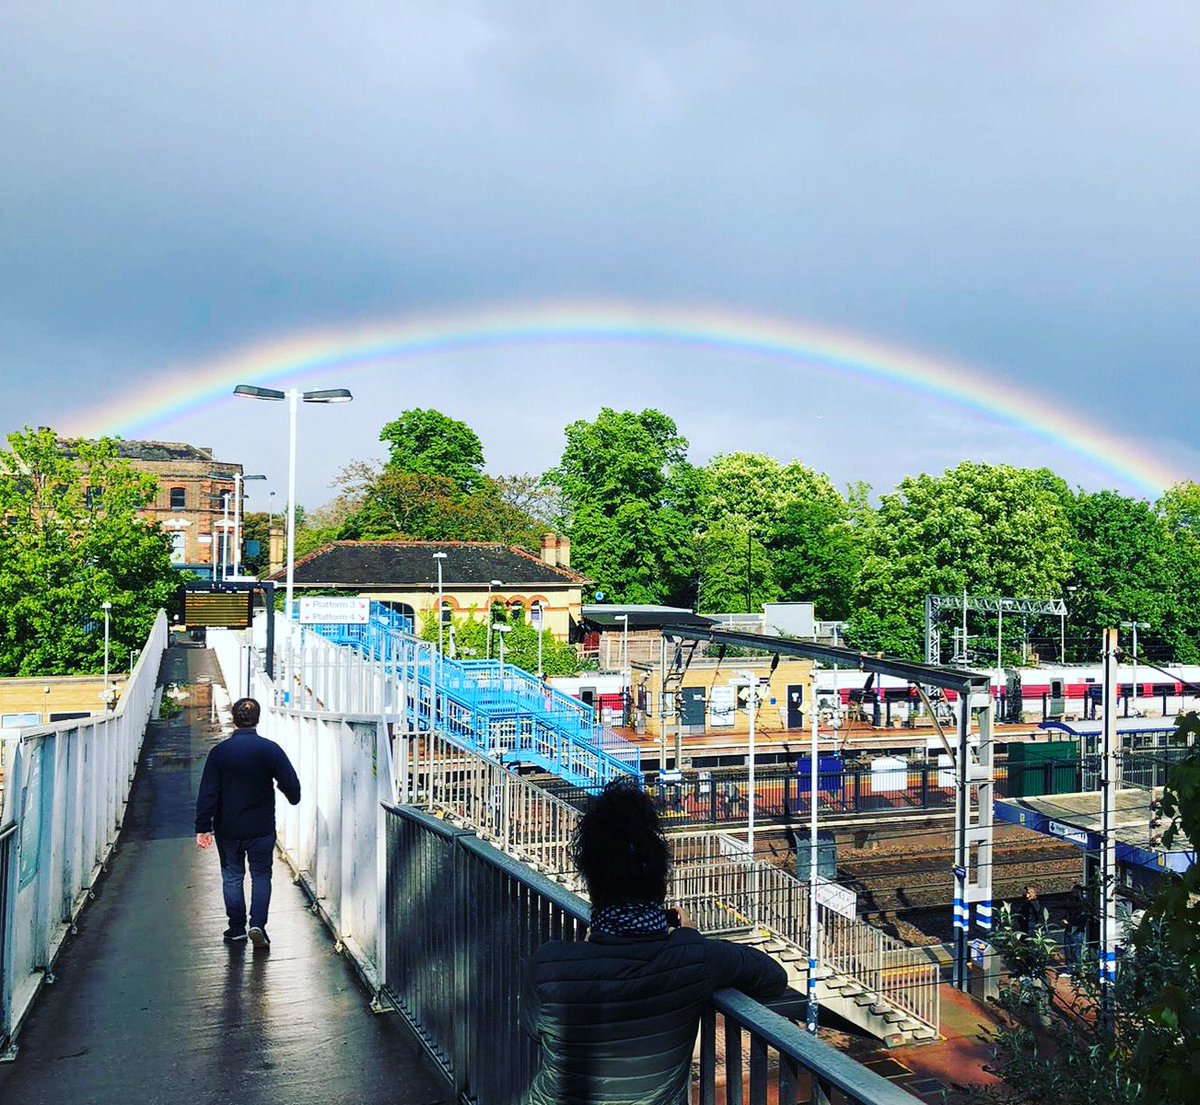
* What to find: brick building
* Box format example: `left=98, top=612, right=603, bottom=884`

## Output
left=73, top=439, right=246, bottom=576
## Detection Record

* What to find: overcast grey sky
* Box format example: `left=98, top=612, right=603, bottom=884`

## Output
left=2, top=3, right=1197, bottom=508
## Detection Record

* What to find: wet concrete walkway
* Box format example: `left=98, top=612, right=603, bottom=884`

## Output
left=0, top=645, right=450, bottom=1105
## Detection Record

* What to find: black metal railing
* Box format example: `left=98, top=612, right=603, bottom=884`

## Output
left=382, top=803, right=921, bottom=1105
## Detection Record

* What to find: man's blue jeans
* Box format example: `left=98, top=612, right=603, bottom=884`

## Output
left=215, top=833, right=276, bottom=931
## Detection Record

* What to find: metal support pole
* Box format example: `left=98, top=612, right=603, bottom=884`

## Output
left=953, top=694, right=970, bottom=989
left=1100, top=627, right=1118, bottom=1030
left=807, top=668, right=820, bottom=1034
left=285, top=388, right=299, bottom=618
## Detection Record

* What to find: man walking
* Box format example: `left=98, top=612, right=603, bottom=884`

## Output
left=195, top=697, right=301, bottom=950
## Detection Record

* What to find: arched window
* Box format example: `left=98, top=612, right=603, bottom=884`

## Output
left=508, top=598, right=525, bottom=618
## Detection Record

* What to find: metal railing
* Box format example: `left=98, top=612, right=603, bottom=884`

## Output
left=383, top=802, right=921, bottom=1105
left=670, top=838, right=941, bottom=1032
left=0, top=610, right=168, bottom=1054
left=401, top=732, right=940, bottom=1034
left=290, top=606, right=640, bottom=786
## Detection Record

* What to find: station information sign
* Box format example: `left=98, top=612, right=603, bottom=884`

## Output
left=298, top=597, right=371, bottom=624
left=184, top=590, right=253, bottom=629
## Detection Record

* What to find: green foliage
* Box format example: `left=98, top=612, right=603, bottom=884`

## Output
left=1156, top=484, right=1200, bottom=664
left=695, top=453, right=859, bottom=617
left=1064, top=491, right=1173, bottom=662
left=695, top=520, right=778, bottom=612
left=551, top=408, right=698, bottom=604
left=417, top=608, right=582, bottom=676
left=846, top=462, right=1072, bottom=659
left=378, top=408, right=486, bottom=494
left=0, top=427, right=177, bottom=676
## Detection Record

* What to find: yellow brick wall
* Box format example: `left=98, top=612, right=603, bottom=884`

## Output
left=0, top=676, right=109, bottom=724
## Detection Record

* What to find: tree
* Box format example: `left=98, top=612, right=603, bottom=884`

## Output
left=550, top=408, right=699, bottom=605
left=695, top=453, right=860, bottom=618
left=1064, top=491, right=1173, bottom=662
left=1155, top=484, right=1200, bottom=664
left=694, top=519, right=778, bottom=612
left=378, top=408, right=486, bottom=494
left=0, top=427, right=177, bottom=676
left=846, top=463, right=1072, bottom=659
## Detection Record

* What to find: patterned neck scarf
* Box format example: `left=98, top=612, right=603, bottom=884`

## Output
left=589, top=900, right=669, bottom=937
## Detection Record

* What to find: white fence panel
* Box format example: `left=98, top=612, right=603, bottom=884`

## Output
left=0, top=611, right=168, bottom=1051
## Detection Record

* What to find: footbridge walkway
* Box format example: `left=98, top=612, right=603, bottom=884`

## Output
left=0, top=611, right=924, bottom=1105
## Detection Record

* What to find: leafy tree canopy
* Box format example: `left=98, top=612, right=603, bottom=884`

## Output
left=847, top=463, right=1072, bottom=658
left=1065, top=491, right=1173, bottom=661
left=378, top=408, right=486, bottom=494
left=0, top=427, right=177, bottom=676
left=695, top=519, right=779, bottom=613
left=550, top=409, right=698, bottom=604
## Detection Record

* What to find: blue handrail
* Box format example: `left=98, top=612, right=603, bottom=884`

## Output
left=306, top=604, right=639, bottom=789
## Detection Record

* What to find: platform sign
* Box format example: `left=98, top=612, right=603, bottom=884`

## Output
left=298, top=597, right=370, bottom=624
left=709, top=684, right=736, bottom=726
left=815, top=876, right=857, bottom=920
left=184, top=590, right=252, bottom=629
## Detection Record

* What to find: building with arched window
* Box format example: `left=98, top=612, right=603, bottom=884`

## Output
left=271, top=539, right=590, bottom=642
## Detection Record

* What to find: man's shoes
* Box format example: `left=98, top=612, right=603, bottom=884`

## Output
left=248, top=925, right=270, bottom=950
left=223, top=927, right=248, bottom=944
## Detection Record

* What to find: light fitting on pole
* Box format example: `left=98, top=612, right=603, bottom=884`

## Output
left=302, top=388, right=353, bottom=403
left=233, top=384, right=286, bottom=401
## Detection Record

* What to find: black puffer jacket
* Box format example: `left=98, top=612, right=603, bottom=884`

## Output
left=520, top=928, right=788, bottom=1105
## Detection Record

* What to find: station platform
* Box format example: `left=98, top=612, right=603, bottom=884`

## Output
left=0, top=647, right=449, bottom=1105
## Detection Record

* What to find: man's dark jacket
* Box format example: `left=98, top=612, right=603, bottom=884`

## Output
left=521, top=927, right=787, bottom=1105
left=194, top=728, right=301, bottom=838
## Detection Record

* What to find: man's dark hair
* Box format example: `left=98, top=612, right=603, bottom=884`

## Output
left=232, top=698, right=261, bottom=728
left=570, top=777, right=669, bottom=909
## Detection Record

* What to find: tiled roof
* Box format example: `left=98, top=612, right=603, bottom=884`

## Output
left=272, top=541, right=592, bottom=588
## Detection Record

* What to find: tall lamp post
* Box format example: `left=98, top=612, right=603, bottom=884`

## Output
left=495, top=623, right=512, bottom=680
left=102, top=601, right=113, bottom=712
left=233, top=385, right=353, bottom=616
left=209, top=489, right=232, bottom=582
left=1120, top=620, right=1149, bottom=716
left=485, top=578, right=503, bottom=660
left=210, top=471, right=267, bottom=577
left=433, top=551, right=448, bottom=655
left=614, top=613, right=629, bottom=671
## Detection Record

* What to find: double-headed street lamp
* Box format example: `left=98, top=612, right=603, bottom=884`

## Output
left=233, top=384, right=353, bottom=615
left=210, top=470, right=267, bottom=577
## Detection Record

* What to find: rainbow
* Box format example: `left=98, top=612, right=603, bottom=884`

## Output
left=62, top=300, right=1184, bottom=497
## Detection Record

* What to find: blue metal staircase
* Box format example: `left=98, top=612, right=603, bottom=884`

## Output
left=305, top=604, right=639, bottom=789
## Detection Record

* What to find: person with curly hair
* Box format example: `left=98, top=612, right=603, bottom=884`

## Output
left=521, top=777, right=787, bottom=1105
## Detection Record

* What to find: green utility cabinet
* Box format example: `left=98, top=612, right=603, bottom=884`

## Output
left=1006, top=740, right=1079, bottom=797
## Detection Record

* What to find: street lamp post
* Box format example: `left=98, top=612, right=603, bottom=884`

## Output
left=210, top=471, right=267, bottom=577
left=234, top=473, right=266, bottom=576
left=102, top=601, right=113, bottom=712
left=495, top=623, right=512, bottom=680
left=217, top=490, right=232, bottom=582
left=233, top=385, right=353, bottom=616
left=1120, top=620, right=1149, bottom=716
left=433, top=552, right=448, bottom=655
left=486, top=578, right=502, bottom=660
left=614, top=613, right=629, bottom=671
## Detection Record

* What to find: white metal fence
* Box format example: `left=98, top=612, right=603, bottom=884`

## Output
left=0, top=611, right=168, bottom=1053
